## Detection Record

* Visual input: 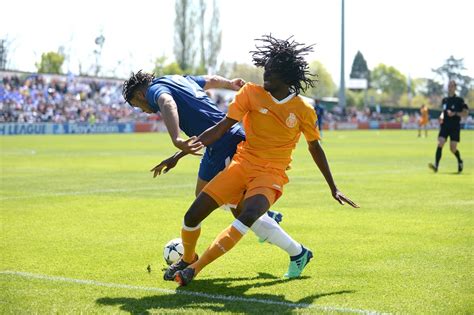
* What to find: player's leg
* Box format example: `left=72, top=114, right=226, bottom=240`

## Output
left=229, top=201, right=302, bottom=256
left=429, top=133, right=446, bottom=172
left=195, top=177, right=208, bottom=197
left=163, top=192, right=220, bottom=281
left=449, top=127, right=462, bottom=173
left=176, top=193, right=273, bottom=286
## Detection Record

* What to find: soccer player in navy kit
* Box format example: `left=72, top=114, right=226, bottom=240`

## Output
left=122, top=71, right=311, bottom=279
left=429, top=80, right=469, bottom=173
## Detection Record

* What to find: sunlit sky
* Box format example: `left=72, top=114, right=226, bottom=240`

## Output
left=1, top=0, right=473, bottom=84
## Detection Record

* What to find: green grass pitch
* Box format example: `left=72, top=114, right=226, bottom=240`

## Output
left=1, top=130, right=473, bottom=314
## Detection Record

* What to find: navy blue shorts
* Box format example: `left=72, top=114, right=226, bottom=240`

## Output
left=198, top=133, right=244, bottom=182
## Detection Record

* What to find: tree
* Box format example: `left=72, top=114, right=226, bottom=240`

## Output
left=306, top=60, right=336, bottom=98
left=153, top=56, right=184, bottom=76
left=218, top=62, right=263, bottom=85
left=205, top=0, right=222, bottom=73
left=0, top=39, right=7, bottom=70
left=174, top=0, right=197, bottom=72
left=35, top=51, right=65, bottom=74
left=432, top=56, right=472, bottom=97
left=350, top=51, right=369, bottom=81
left=370, top=64, right=407, bottom=98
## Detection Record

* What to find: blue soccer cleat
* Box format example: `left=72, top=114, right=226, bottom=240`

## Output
left=284, top=246, right=313, bottom=278
left=267, top=210, right=283, bottom=224
left=174, top=268, right=196, bottom=286
left=163, top=254, right=198, bottom=281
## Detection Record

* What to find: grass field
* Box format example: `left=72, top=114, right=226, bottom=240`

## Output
left=1, top=130, right=473, bottom=314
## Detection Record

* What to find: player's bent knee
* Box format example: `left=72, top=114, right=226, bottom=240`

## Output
left=238, top=207, right=268, bottom=227
left=184, top=192, right=220, bottom=227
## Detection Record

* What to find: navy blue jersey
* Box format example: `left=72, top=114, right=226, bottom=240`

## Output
left=145, top=75, right=244, bottom=142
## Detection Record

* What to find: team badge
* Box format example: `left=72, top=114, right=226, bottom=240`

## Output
left=286, top=113, right=297, bottom=128
left=259, top=108, right=268, bottom=114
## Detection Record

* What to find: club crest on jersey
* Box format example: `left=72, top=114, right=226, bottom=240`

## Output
left=286, top=113, right=297, bottom=128
left=259, top=108, right=268, bottom=114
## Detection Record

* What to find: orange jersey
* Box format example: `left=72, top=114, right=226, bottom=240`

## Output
left=227, top=83, right=320, bottom=170
left=419, top=107, right=429, bottom=125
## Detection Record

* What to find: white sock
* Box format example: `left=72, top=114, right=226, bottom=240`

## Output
left=250, top=214, right=302, bottom=256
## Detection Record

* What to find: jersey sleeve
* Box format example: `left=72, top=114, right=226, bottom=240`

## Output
left=186, top=76, right=206, bottom=89
left=226, top=83, right=251, bottom=122
left=145, top=84, right=172, bottom=112
left=300, top=105, right=321, bottom=142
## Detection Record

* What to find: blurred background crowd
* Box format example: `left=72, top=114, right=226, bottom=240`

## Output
left=1, top=73, right=444, bottom=126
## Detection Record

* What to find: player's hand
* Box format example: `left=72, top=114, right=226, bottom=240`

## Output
left=332, top=190, right=359, bottom=208
left=175, top=137, right=204, bottom=156
left=150, top=155, right=180, bottom=177
left=446, top=110, right=455, bottom=117
left=229, top=78, right=246, bottom=91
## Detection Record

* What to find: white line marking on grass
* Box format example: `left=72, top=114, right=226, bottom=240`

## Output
left=0, top=270, right=386, bottom=314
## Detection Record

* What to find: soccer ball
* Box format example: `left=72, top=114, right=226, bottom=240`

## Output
left=163, top=238, right=184, bottom=265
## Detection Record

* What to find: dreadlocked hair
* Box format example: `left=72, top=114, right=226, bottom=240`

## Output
left=122, top=70, right=155, bottom=105
left=251, top=34, right=317, bottom=95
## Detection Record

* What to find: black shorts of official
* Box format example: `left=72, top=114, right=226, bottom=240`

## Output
left=439, top=124, right=461, bottom=142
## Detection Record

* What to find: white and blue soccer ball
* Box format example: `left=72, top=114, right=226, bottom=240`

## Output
left=163, top=238, right=184, bottom=265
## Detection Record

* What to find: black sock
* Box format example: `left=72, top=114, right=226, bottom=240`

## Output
left=435, top=147, right=442, bottom=167
left=454, top=150, right=462, bottom=163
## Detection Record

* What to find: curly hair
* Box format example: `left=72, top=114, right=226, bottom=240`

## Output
left=122, top=70, right=155, bottom=105
left=250, top=34, right=317, bottom=95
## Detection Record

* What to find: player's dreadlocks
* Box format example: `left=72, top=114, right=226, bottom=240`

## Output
left=122, top=70, right=155, bottom=105
left=251, top=34, right=317, bottom=95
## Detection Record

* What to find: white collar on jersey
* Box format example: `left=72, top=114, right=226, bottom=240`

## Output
left=270, top=92, right=296, bottom=104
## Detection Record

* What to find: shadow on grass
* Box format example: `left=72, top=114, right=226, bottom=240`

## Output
left=96, top=272, right=355, bottom=314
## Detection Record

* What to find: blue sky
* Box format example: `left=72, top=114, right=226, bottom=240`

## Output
left=2, top=0, right=473, bottom=84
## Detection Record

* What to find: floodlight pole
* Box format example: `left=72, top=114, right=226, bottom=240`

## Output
left=338, top=0, right=346, bottom=107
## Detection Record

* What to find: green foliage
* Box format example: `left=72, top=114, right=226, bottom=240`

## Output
left=432, top=56, right=472, bottom=97
left=398, top=93, right=433, bottom=108
left=345, top=89, right=366, bottom=108
left=1, top=132, right=473, bottom=314
left=174, top=0, right=221, bottom=74
left=217, top=62, right=263, bottom=85
left=35, top=51, right=65, bottom=74
left=153, top=56, right=185, bottom=76
left=305, top=60, right=336, bottom=98
left=350, top=51, right=370, bottom=80
left=174, top=0, right=197, bottom=71
left=370, top=63, right=407, bottom=97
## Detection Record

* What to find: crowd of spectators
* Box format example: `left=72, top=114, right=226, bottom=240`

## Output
left=1, top=72, right=445, bottom=126
left=0, top=73, right=149, bottom=123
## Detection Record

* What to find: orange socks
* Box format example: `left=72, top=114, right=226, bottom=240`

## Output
left=181, top=226, right=201, bottom=263
left=190, top=225, right=244, bottom=275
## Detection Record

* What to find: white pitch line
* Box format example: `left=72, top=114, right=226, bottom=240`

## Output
left=0, top=270, right=386, bottom=314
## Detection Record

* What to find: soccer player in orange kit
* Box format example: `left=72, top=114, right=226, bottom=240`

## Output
left=161, top=35, right=359, bottom=286
left=418, top=104, right=429, bottom=137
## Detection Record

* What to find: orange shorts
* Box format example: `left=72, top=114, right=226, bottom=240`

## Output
left=202, top=157, right=289, bottom=207
left=419, top=118, right=428, bottom=126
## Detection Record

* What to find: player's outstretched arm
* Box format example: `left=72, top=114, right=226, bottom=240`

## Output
left=203, top=75, right=245, bottom=91
left=307, top=140, right=359, bottom=208
left=197, top=116, right=238, bottom=147
left=150, top=150, right=194, bottom=177
left=151, top=117, right=238, bottom=177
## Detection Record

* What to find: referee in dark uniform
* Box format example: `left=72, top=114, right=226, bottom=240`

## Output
left=429, top=80, right=469, bottom=173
